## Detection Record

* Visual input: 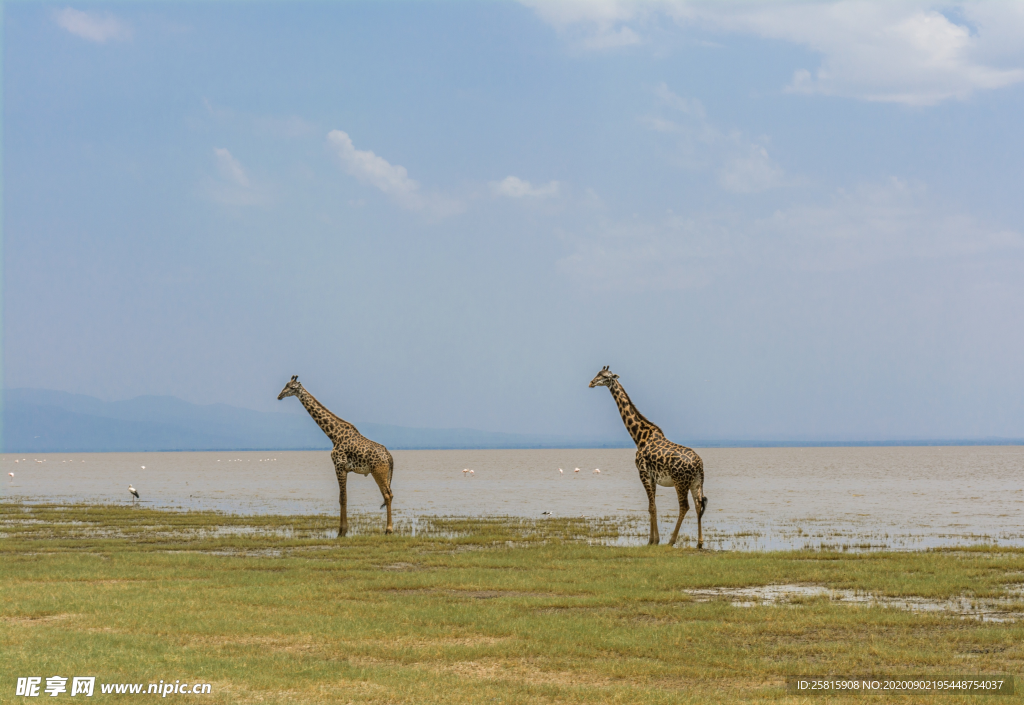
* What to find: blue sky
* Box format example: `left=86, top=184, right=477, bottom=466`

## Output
left=4, top=1, right=1024, bottom=441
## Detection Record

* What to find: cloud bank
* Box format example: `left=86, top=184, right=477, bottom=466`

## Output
left=524, top=1, right=1024, bottom=105
left=558, top=177, right=1023, bottom=290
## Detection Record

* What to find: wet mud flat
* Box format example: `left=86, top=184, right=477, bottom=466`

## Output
left=3, top=445, right=1023, bottom=551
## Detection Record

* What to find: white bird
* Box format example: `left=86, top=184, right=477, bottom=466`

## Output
left=558, top=468, right=563, bottom=474
left=128, top=485, right=140, bottom=503
left=574, top=467, right=580, bottom=473
left=141, top=466, right=146, bottom=470
left=463, top=468, right=469, bottom=475
left=7, top=472, right=13, bottom=480
left=593, top=469, right=601, bottom=474
left=469, top=469, right=474, bottom=475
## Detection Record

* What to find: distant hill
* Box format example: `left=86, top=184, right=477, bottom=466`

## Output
left=1, top=388, right=630, bottom=453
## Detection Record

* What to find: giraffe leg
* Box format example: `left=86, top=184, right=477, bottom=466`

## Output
left=337, top=469, right=348, bottom=538
left=645, top=481, right=659, bottom=545
left=669, top=483, right=689, bottom=546
left=693, top=487, right=705, bottom=549
left=331, top=449, right=349, bottom=538
left=371, top=464, right=394, bottom=535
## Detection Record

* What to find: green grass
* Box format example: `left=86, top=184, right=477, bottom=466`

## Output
left=2, top=503, right=1023, bottom=703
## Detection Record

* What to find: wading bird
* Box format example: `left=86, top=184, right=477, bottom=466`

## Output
left=128, top=485, right=140, bottom=504
left=558, top=468, right=563, bottom=474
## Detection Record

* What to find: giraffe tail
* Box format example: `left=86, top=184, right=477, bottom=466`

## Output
left=698, top=495, right=708, bottom=519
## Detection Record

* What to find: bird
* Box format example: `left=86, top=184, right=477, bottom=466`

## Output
left=469, top=469, right=474, bottom=475
left=141, top=465, right=146, bottom=470
left=7, top=472, right=13, bottom=480
left=542, top=511, right=552, bottom=515
left=463, top=468, right=469, bottom=475
left=574, top=467, right=580, bottom=473
left=593, top=469, right=601, bottom=474
left=128, top=485, right=140, bottom=504
left=558, top=468, right=563, bottom=474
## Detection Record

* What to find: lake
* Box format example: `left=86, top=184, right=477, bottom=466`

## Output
left=3, top=446, right=1022, bottom=550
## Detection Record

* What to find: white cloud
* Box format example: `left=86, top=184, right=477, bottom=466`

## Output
left=214, top=148, right=249, bottom=187
left=524, top=1, right=1024, bottom=105
left=203, top=148, right=268, bottom=207
left=521, top=0, right=645, bottom=49
left=326, top=130, right=463, bottom=216
left=721, top=4, right=1024, bottom=105
left=491, top=176, right=561, bottom=199
left=53, top=7, right=132, bottom=43
left=717, top=146, right=785, bottom=194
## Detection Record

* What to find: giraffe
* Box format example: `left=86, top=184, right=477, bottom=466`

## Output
left=589, top=366, right=707, bottom=548
left=277, top=376, right=394, bottom=537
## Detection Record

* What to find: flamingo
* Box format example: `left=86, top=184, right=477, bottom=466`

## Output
left=463, top=468, right=469, bottom=475
left=7, top=472, right=13, bottom=480
left=593, top=468, right=601, bottom=474
left=558, top=468, right=563, bottom=474
left=574, top=467, right=580, bottom=473
left=469, top=469, right=474, bottom=475
left=128, top=485, right=140, bottom=504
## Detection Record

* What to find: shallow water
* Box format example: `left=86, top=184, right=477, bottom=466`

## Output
left=685, top=584, right=1024, bottom=622
left=2, top=446, right=1022, bottom=551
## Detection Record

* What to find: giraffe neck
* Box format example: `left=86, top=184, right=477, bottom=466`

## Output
left=608, top=380, right=663, bottom=446
left=297, top=387, right=356, bottom=442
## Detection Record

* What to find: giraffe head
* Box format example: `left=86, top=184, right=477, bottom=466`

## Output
left=277, top=375, right=303, bottom=400
left=589, top=366, right=619, bottom=388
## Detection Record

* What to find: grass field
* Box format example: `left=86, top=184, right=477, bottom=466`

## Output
left=2, top=503, right=1023, bottom=703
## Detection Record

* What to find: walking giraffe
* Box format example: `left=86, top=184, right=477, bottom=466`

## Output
left=278, top=376, right=394, bottom=537
left=589, top=366, right=707, bottom=547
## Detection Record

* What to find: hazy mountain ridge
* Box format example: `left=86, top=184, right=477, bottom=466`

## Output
left=2, top=389, right=631, bottom=452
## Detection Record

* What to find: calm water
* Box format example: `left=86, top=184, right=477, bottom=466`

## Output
left=3, top=446, right=1022, bottom=550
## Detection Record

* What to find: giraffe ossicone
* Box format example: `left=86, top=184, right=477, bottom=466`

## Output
left=278, top=375, right=394, bottom=537
left=589, top=366, right=707, bottom=548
